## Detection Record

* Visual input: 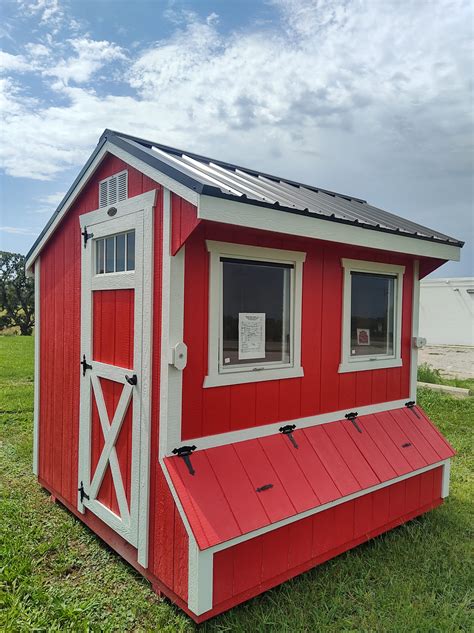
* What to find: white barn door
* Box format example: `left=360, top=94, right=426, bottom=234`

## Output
left=78, top=191, right=155, bottom=567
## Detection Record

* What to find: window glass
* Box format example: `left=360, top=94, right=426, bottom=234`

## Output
left=95, top=230, right=135, bottom=274
left=222, top=258, right=292, bottom=368
left=96, top=238, right=105, bottom=274
left=350, top=272, right=395, bottom=357
left=127, top=231, right=135, bottom=271
left=105, top=237, right=115, bottom=273
left=115, top=233, right=125, bottom=272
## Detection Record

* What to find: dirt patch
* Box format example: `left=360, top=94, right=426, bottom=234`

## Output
left=419, top=346, right=474, bottom=379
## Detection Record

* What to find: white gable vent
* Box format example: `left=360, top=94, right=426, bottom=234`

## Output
left=99, top=170, right=128, bottom=207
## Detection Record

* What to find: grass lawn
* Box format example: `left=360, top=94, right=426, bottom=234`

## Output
left=1, top=336, right=473, bottom=632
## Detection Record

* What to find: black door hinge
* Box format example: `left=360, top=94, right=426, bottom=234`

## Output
left=78, top=481, right=89, bottom=503
left=81, top=354, right=92, bottom=376
left=125, top=374, right=137, bottom=386
left=82, top=227, right=94, bottom=248
left=405, top=401, right=421, bottom=418
left=172, top=445, right=197, bottom=476
left=345, top=411, right=362, bottom=433
left=279, top=424, right=298, bottom=449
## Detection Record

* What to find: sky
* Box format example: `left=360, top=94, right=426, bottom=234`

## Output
left=0, top=0, right=473, bottom=277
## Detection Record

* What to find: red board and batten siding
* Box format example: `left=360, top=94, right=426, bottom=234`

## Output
left=211, top=466, right=443, bottom=613
left=37, top=153, right=188, bottom=602
left=181, top=221, right=414, bottom=440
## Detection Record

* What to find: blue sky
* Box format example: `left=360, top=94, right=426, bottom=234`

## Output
left=1, top=0, right=473, bottom=276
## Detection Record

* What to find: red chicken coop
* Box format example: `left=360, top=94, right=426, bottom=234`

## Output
left=26, top=129, right=461, bottom=622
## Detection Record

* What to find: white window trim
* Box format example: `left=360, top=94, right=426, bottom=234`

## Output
left=204, top=240, right=305, bottom=388
left=339, top=258, right=405, bottom=373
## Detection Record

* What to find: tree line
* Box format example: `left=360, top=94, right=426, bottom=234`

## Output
left=0, top=251, right=35, bottom=336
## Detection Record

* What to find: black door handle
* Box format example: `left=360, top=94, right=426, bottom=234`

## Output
left=125, top=374, right=137, bottom=385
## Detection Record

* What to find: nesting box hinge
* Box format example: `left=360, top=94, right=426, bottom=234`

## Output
left=345, top=411, right=362, bottom=433
left=78, top=481, right=89, bottom=503
left=82, top=227, right=94, bottom=248
left=81, top=354, right=92, bottom=376
left=172, top=445, right=197, bottom=476
left=279, top=424, right=298, bottom=449
left=405, top=401, right=420, bottom=418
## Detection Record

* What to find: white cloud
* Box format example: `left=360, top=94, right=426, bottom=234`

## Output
left=0, top=225, right=39, bottom=235
left=0, top=51, right=29, bottom=73
left=18, top=0, right=64, bottom=28
left=43, top=38, right=127, bottom=86
left=0, top=0, right=472, bottom=274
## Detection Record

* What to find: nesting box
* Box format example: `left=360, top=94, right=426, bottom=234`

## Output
left=26, top=129, right=460, bottom=622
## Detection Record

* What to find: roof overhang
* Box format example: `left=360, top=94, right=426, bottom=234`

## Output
left=198, top=194, right=462, bottom=262
left=26, top=131, right=463, bottom=274
left=25, top=137, right=200, bottom=275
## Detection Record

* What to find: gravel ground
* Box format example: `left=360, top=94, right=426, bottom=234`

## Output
left=419, top=345, right=474, bottom=379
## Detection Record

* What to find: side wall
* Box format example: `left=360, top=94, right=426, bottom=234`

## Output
left=181, top=221, right=414, bottom=440
left=37, top=153, right=188, bottom=601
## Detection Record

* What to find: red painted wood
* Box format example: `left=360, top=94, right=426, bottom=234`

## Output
left=288, top=430, right=340, bottom=504
left=343, top=416, right=397, bottom=482
left=375, top=411, right=426, bottom=470
left=258, top=434, right=320, bottom=512
left=323, top=421, right=380, bottom=489
left=211, top=466, right=444, bottom=614
left=233, top=439, right=296, bottom=523
left=389, top=409, right=441, bottom=464
left=171, top=193, right=200, bottom=255
left=205, top=444, right=269, bottom=533
left=180, top=223, right=416, bottom=440
left=304, top=425, right=361, bottom=497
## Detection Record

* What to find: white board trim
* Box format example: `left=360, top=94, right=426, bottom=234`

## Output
left=198, top=195, right=461, bottom=262
left=163, top=397, right=408, bottom=454
left=410, top=260, right=420, bottom=402
left=32, top=257, right=40, bottom=475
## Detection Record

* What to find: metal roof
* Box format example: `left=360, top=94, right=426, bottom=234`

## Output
left=26, top=129, right=464, bottom=263
left=108, top=130, right=463, bottom=247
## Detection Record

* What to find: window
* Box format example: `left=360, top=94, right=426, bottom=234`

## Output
left=99, top=170, right=128, bottom=207
left=340, top=259, right=405, bottom=373
left=95, top=230, right=135, bottom=274
left=205, top=241, right=305, bottom=387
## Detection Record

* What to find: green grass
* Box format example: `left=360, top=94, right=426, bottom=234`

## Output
left=1, top=337, right=473, bottom=632
left=418, top=362, right=474, bottom=393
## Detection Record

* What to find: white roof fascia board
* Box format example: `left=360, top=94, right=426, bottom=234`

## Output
left=198, top=195, right=461, bottom=262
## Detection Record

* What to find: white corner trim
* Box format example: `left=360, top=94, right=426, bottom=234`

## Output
left=165, top=398, right=408, bottom=454
left=188, top=539, right=214, bottom=616
left=204, top=240, right=305, bottom=389
left=207, top=458, right=451, bottom=555
left=339, top=258, right=404, bottom=374
left=159, top=189, right=187, bottom=457
left=198, top=195, right=461, bottom=262
left=32, top=257, right=40, bottom=476
left=441, top=459, right=451, bottom=498
left=137, top=200, right=155, bottom=568
left=410, top=260, right=420, bottom=402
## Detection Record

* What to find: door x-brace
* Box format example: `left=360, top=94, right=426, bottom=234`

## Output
left=87, top=375, right=133, bottom=522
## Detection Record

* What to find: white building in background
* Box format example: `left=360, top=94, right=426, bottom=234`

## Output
left=419, top=278, right=474, bottom=346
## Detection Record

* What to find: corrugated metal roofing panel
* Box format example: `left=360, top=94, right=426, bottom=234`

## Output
left=113, top=130, right=462, bottom=246
left=164, top=404, right=454, bottom=550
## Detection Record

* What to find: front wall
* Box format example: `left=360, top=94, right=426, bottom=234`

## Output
left=212, top=466, right=443, bottom=612
left=181, top=222, right=414, bottom=440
